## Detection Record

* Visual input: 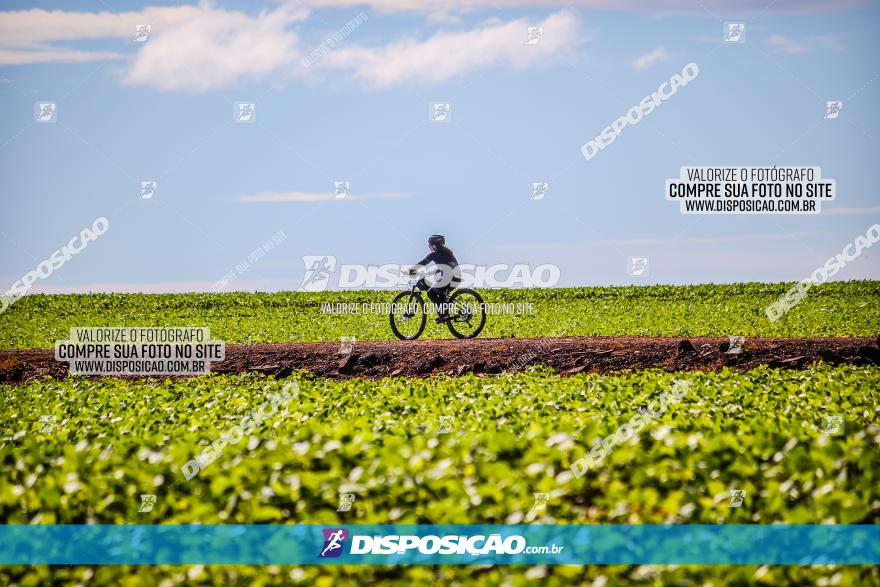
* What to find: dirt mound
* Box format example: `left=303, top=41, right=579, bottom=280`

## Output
left=0, top=336, right=877, bottom=384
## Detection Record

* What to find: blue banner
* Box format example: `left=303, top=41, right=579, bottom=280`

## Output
left=1, top=524, right=877, bottom=565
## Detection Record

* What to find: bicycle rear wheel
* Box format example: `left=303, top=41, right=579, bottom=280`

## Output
left=390, top=291, right=427, bottom=340
left=446, top=288, right=486, bottom=339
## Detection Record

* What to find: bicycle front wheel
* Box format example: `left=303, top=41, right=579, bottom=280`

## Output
left=446, top=288, right=486, bottom=339
left=390, top=290, right=427, bottom=340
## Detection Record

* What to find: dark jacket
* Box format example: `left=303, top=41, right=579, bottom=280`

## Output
left=415, top=245, right=461, bottom=286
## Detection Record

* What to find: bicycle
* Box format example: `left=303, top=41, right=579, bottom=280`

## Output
left=389, top=269, right=486, bottom=340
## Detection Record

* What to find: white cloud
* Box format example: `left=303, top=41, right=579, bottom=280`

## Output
left=767, top=34, right=844, bottom=54
left=0, top=6, right=197, bottom=65
left=0, top=5, right=581, bottom=91
left=0, top=3, right=309, bottom=90
left=238, top=191, right=412, bottom=202
left=321, top=10, right=584, bottom=89
left=300, top=0, right=869, bottom=15
left=124, top=4, right=308, bottom=92
left=767, top=34, right=808, bottom=54
left=0, top=47, right=124, bottom=65
left=632, top=46, right=667, bottom=70
left=1, top=1, right=854, bottom=92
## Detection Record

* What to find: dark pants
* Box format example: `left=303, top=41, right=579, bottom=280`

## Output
left=416, top=278, right=458, bottom=315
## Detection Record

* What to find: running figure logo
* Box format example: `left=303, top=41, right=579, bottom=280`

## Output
left=530, top=492, right=550, bottom=512
left=140, top=181, right=158, bottom=200
left=430, top=102, right=451, bottom=123
left=133, top=24, right=151, bottom=42
left=300, top=255, right=337, bottom=292
left=725, top=335, right=745, bottom=354
left=337, top=493, right=356, bottom=512
left=338, top=336, right=356, bottom=356
left=35, top=102, right=57, bottom=123
left=532, top=182, right=549, bottom=200
left=728, top=489, right=746, bottom=508
left=138, top=494, right=157, bottom=513
left=820, top=415, right=843, bottom=435
left=824, top=101, right=843, bottom=120
left=319, top=528, right=349, bottom=558
left=236, top=102, right=256, bottom=123
left=628, top=256, right=649, bottom=277
left=724, top=23, right=745, bottom=43
left=39, top=415, right=56, bottom=433
left=333, top=181, right=351, bottom=199
left=524, top=26, right=543, bottom=45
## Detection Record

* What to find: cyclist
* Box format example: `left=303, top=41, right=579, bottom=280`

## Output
left=408, top=234, right=461, bottom=323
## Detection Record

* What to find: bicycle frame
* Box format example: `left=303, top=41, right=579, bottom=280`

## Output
left=390, top=269, right=485, bottom=340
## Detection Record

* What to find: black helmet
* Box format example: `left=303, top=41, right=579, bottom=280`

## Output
left=428, top=234, right=445, bottom=246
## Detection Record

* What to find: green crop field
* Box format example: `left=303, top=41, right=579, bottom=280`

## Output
left=2, top=283, right=878, bottom=584
left=2, top=364, right=878, bottom=585
left=1, top=280, right=879, bottom=349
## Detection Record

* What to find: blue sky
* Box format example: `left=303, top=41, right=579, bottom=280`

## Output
left=1, top=0, right=878, bottom=292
